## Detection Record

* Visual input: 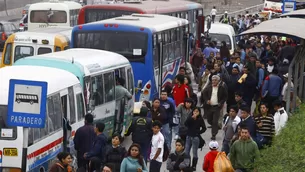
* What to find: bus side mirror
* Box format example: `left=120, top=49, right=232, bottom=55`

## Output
left=137, top=80, right=142, bottom=88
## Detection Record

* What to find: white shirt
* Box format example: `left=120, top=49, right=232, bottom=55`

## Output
left=210, top=9, right=217, bottom=16
left=210, top=86, right=219, bottom=105
left=274, top=107, right=288, bottom=135
left=150, top=132, right=164, bottom=163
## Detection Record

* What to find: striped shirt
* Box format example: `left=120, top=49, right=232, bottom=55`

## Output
left=255, top=114, right=275, bottom=137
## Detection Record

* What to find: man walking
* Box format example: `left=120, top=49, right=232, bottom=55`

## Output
left=202, top=75, right=228, bottom=140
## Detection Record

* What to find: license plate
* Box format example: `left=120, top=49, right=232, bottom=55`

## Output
left=3, top=148, right=18, bottom=156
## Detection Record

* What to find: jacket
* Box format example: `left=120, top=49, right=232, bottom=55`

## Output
left=239, top=116, right=257, bottom=140
left=151, top=106, right=167, bottom=124
left=229, top=139, right=260, bottom=170
left=184, top=114, right=206, bottom=137
left=73, top=124, right=96, bottom=160
left=262, top=74, right=282, bottom=97
left=103, top=145, right=127, bottom=172
left=202, top=84, right=228, bottom=107
left=172, top=84, right=190, bottom=106
left=85, top=133, right=108, bottom=160
left=124, top=116, right=153, bottom=144
left=167, top=151, right=190, bottom=172
left=160, top=99, right=176, bottom=125
left=274, top=107, right=288, bottom=135
left=203, top=150, right=219, bottom=172
left=176, top=104, right=192, bottom=128
left=120, top=157, right=148, bottom=172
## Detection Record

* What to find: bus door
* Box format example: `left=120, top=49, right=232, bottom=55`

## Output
left=60, top=90, right=71, bottom=152
left=114, top=68, right=128, bottom=135
left=123, top=67, right=134, bottom=133
left=196, top=14, right=205, bottom=48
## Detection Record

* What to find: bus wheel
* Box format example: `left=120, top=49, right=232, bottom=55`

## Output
left=16, top=99, right=20, bottom=103
left=39, top=166, right=45, bottom=172
left=30, top=100, right=34, bottom=105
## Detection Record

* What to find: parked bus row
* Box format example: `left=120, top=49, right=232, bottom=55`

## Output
left=0, top=48, right=134, bottom=171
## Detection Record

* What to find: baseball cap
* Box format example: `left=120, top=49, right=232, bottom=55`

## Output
left=209, top=141, right=219, bottom=149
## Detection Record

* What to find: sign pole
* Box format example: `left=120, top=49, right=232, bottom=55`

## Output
left=21, top=128, right=29, bottom=172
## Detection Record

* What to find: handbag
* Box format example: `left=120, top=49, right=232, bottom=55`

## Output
left=172, top=112, right=181, bottom=125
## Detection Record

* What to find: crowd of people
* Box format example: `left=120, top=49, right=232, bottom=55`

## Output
left=47, top=10, right=301, bottom=172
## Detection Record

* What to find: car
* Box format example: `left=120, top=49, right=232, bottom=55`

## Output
left=0, top=21, right=18, bottom=50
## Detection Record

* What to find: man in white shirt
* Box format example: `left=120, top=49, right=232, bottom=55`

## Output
left=150, top=120, right=164, bottom=172
left=210, top=6, right=217, bottom=23
left=273, top=100, right=288, bottom=135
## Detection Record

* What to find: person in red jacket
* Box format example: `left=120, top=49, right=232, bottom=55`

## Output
left=203, top=141, right=219, bottom=172
left=172, top=74, right=190, bottom=107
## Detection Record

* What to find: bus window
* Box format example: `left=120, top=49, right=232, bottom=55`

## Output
left=90, top=75, right=104, bottom=106
left=55, top=46, right=61, bottom=52
left=0, top=105, right=17, bottom=140
left=30, top=10, right=67, bottom=23
left=104, top=72, right=115, bottom=103
left=49, top=94, right=63, bottom=132
left=14, top=46, right=34, bottom=62
left=38, top=47, right=52, bottom=55
left=68, top=87, right=76, bottom=124
left=127, top=68, right=134, bottom=95
left=76, top=93, right=85, bottom=121
left=3, top=43, right=12, bottom=65
left=84, top=9, right=133, bottom=23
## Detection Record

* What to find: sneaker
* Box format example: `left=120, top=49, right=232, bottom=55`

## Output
left=174, top=135, right=179, bottom=140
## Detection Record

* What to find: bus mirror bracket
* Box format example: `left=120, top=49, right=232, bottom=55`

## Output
left=137, top=80, right=142, bottom=89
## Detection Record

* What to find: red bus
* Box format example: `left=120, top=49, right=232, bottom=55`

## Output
left=78, top=0, right=205, bottom=45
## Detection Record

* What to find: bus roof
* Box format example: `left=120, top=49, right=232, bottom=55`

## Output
left=80, top=13, right=189, bottom=32
left=281, top=9, right=305, bottom=17
left=16, top=48, right=130, bottom=76
left=83, top=0, right=202, bottom=14
left=29, top=1, right=82, bottom=10
left=0, top=65, right=80, bottom=104
left=11, top=27, right=72, bottom=44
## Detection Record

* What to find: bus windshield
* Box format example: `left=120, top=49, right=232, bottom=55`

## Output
left=85, top=9, right=134, bottom=23
left=14, top=46, right=34, bottom=62
left=0, top=105, right=17, bottom=140
left=30, top=10, right=67, bottom=23
left=74, top=31, right=148, bottom=62
left=209, top=33, right=232, bottom=50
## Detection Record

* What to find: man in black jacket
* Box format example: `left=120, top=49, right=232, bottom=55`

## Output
left=124, top=107, right=153, bottom=161
left=202, top=75, right=228, bottom=140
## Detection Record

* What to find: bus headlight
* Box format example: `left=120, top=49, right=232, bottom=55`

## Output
left=1, top=168, right=22, bottom=172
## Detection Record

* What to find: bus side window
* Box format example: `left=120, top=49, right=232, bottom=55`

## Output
left=68, top=87, right=76, bottom=124
left=38, top=47, right=52, bottom=55
left=51, top=94, right=63, bottom=132
left=90, top=75, right=104, bottom=106
left=76, top=93, right=85, bottom=121
left=127, top=68, right=134, bottom=95
left=3, top=43, right=12, bottom=65
left=104, top=72, right=115, bottom=102
left=55, top=46, right=61, bottom=52
left=153, top=34, right=159, bottom=69
left=64, top=46, right=69, bottom=50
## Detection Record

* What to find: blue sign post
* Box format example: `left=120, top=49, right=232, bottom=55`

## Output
left=6, top=79, right=48, bottom=172
left=282, top=0, right=296, bottom=14
left=7, top=79, right=48, bottom=128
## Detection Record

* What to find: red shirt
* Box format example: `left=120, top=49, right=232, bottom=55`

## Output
left=203, top=150, right=219, bottom=172
left=172, top=84, right=190, bottom=106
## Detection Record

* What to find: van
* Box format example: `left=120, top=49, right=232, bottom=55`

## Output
left=205, top=23, right=236, bottom=54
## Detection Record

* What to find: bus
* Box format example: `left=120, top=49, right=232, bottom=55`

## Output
left=28, top=1, right=82, bottom=31
left=0, top=65, right=86, bottom=171
left=71, top=14, right=189, bottom=102
left=78, top=0, right=205, bottom=44
left=14, top=48, right=135, bottom=135
left=264, top=0, right=305, bottom=13
left=15, top=93, right=39, bottom=104
left=1, top=27, right=72, bottom=68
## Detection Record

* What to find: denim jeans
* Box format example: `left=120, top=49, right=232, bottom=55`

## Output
left=185, top=136, right=200, bottom=158
left=161, top=123, right=171, bottom=150
left=138, top=142, right=150, bottom=162
left=221, top=139, right=230, bottom=155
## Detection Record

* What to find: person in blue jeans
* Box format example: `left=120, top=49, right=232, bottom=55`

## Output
left=184, top=107, right=206, bottom=171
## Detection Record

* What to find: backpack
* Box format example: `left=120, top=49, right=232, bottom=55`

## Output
left=198, top=135, right=205, bottom=150
left=213, top=152, right=234, bottom=172
left=162, top=141, right=170, bottom=162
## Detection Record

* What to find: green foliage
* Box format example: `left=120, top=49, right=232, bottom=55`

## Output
left=255, top=104, right=305, bottom=172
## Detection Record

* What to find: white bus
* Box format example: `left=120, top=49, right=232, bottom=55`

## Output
left=14, top=48, right=135, bottom=136
left=0, top=65, right=86, bottom=171
left=28, top=1, right=82, bottom=31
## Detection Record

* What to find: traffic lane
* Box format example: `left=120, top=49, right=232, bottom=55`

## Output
left=122, top=121, right=224, bottom=172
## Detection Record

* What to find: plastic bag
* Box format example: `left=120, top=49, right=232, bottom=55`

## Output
left=213, top=152, right=234, bottom=172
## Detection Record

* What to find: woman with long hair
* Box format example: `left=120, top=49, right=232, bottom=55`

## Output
left=184, top=107, right=206, bottom=171
left=150, top=98, right=167, bottom=125
left=49, top=152, right=75, bottom=172
left=120, top=144, right=148, bottom=172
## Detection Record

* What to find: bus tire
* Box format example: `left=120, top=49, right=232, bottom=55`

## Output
left=30, top=100, right=34, bottom=105
left=16, top=99, right=21, bottom=103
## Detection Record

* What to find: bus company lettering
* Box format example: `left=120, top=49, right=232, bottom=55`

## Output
left=10, top=116, right=42, bottom=125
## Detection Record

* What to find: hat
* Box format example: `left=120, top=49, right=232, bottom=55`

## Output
left=209, top=141, right=219, bottom=149
left=283, top=58, right=289, bottom=64
left=225, top=11, right=228, bottom=14
left=283, top=73, right=289, bottom=78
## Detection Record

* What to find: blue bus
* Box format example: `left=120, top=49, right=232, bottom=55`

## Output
left=71, top=14, right=189, bottom=102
